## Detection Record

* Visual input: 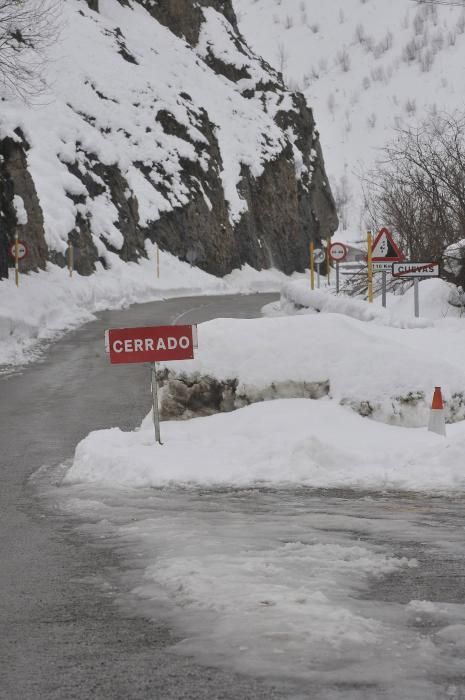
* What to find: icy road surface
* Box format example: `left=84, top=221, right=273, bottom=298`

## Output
left=39, top=479, right=465, bottom=700
left=2, top=291, right=465, bottom=699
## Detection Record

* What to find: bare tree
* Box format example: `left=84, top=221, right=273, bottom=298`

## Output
left=0, top=0, right=61, bottom=99
left=362, top=112, right=465, bottom=283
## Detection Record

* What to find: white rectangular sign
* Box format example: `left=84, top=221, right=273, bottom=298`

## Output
left=372, top=261, right=393, bottom=272
left=392, top=262, right=439, bottom=278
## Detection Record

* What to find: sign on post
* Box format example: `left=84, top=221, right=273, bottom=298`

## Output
left=392, top=261, right=440, bottom=318
left=105, top=325, right=196, bottom=444
left=371, top=228, right=404, bottom=265
left=328, top=242, right=347, bottom=294
left=9, top=240, right=28, bottom=261
left=105, top=325, right=194, bottom=364
left=328, top=242, right=347, bottom=263
left=9, top=237, right=28, bottom=287
left=369, top=228, right=405, bottom=308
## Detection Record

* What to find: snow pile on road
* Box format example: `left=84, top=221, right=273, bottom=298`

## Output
left=0, top=246, right=297, bottom=369
left=159, top=304, right=465, bottom=425
left=63, top=277, right=465, bottom=491
left=64, top=398, right=465, bottom=492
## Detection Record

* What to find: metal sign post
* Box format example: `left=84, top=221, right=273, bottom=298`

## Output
left=328, top=243, right=347, bottom=294
left=151, top=362, right=162, bottom=444
left=367, top=231, right=373, bottom=303
left=68, top=241, right=74, bottom=277
left=326, top=238, right=331, bottom=285
left=313, top=248, right=325, bottom=289
left=381, top=271, right=387, bottom=308
left=391, top=262, right=440, bottom=318
left=414, top=279, right=420, bottom=318
left=14, top=232, right=19, bottom=287
left=310, top=241, right=315, bottom=290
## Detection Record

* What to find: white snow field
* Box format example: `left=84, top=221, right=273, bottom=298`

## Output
left=233, top=0, right=465, bottom=235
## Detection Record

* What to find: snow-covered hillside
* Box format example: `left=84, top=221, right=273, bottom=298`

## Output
left=0, top=0, right=337, bottom=280
left=233, top=0, right=465, bottom=238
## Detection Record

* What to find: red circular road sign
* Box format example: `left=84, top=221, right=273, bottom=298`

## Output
left=9, top=240, right=28, bottom=261
left=328, top=242, right=347, bottom=262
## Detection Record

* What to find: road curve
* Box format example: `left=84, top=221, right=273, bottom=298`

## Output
left=0, top=293, right=287, bottom=700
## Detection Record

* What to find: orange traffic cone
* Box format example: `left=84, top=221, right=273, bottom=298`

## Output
left=427, top=387, right=446, bottom=437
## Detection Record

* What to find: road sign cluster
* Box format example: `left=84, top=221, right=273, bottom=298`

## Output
left=365, top=227, right=440, bottom=317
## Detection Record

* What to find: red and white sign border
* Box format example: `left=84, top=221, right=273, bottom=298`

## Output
left=9, top=240, right=28, bottom=261
left=328, top=242, right=348, bottom=263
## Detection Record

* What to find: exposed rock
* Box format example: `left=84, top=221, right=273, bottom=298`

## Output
left=0, top=0, right=338, bottom=279
left=159, top=370, right=465, bottom=427
left=341, top=390, right=465, bottom=427
left=0, top=135, right=48, bottom=275
left=137, top=0, right=238, bottom=47
left=137, top=0, right=204, bottom=46
left=158, top=369, right=329, bottom=420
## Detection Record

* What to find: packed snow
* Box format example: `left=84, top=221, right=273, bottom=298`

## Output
left=64, top=398, right=465, bottom=492
left=281, top=277, right=464, bottom=323
left=156, top=279, right=465, bottom=426
left=63, top=277, right=465, bottom=492
left=233, top=0, right=465, bottom=235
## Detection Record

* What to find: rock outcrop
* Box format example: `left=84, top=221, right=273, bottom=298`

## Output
left=0, top=0, right=337, bottom=279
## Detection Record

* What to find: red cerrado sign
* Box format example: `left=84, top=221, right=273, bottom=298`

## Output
left=105, top=325, right=194, bottom=364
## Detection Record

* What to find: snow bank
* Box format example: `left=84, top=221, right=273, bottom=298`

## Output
left=64, top=399, right=465, bottom=492
left=159, top=310, right=465, bottom=426
left=0, top=246, right=298, bottom=369
left=281, top=278, right=462, bottom=325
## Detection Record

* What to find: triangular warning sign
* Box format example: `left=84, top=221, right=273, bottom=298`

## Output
left=371, top=228, right=404, bottom=261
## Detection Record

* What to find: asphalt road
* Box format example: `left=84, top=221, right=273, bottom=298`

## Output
left=0, top=293, right=290, bottom=700
left=2, top=291, right=465, bottom=700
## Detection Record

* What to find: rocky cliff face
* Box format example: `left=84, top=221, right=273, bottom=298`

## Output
left=0, top=0, right=337, bottom=279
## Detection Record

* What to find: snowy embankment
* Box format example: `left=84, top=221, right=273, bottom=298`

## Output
left=0, top=245, right=299, bottom=369
left=64, top=398, right=465, bottom=492
left=280, top=277, right=463, bottom=323
left=158, top=278, right=465, bottom=426
left=64, top=278, right=465, bottom=492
